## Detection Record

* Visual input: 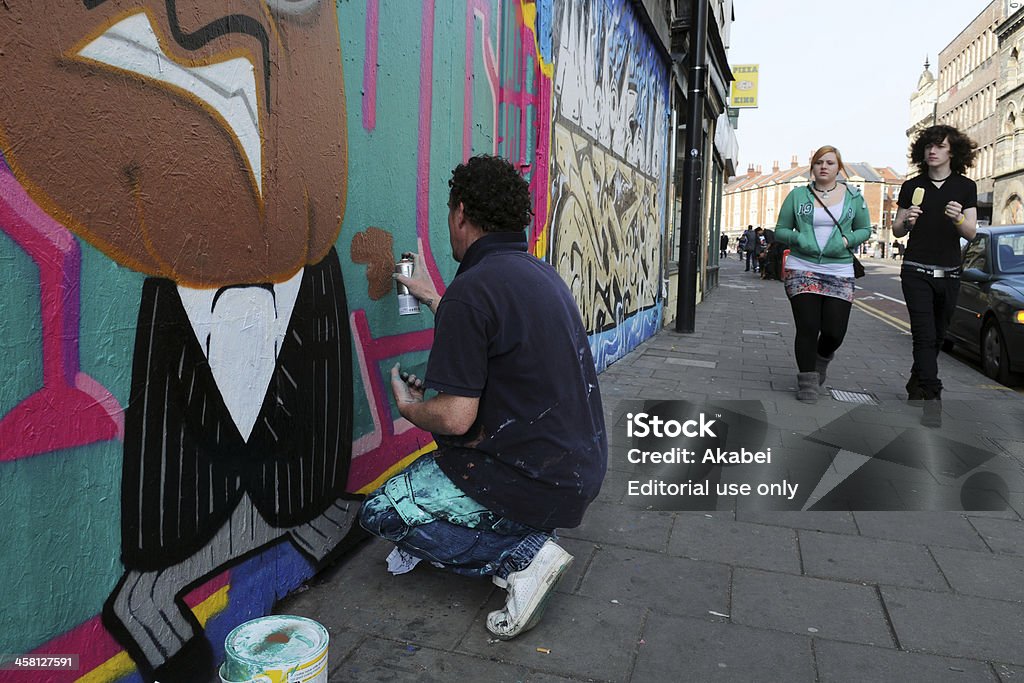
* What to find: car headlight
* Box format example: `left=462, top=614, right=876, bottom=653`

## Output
left=1015, top=310, right=1024, bottom=324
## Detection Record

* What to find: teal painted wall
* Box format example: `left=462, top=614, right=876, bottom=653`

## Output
left=0, top=1, right=668, bottom=679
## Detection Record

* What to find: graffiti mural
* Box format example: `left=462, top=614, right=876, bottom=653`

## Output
left=1, top=0, right=357, bottom=679
left=550, top=0, right=669, bottom=370
left=551, top=126, right=661, bottom=340
left=0, top=1, right=559, bottom=681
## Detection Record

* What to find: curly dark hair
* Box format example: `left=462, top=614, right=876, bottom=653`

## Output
left=447, top=155, right=533, bottom=232
left=910, top=125, right=978, bottom=176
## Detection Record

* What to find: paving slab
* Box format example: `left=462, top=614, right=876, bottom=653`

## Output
left=928, top=546, right=1024, bottom=602
left=799, top=530, right=948, bottom=591
left=881, top=586, right=1024, bottom=665
left=965, top=506, right=1024, bottom=522
left=576, top=544, right=730, bottom=619
left=286, top=539, right=496, bottom=650
left=666, top=515, right=800, bottom=574
left=968, top=516, right=1024, bottom=556
left=731, top=568, right=894, bottom=647
left=458, top=593, right=644, bottom=682
left=852, top=512, right=990, bottom=551
left=632, top=613, right=814, bottom=682
left=329, top=636, right=567, bottom=682
left=814, top=640, right=997, bottom=683
left=560, top=500, right=674, bottom=553
left=735, top=510, right=859, bottom=535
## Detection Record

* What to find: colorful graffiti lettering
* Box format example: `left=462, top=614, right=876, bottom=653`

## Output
left=549, top=0, right=670, bottom=370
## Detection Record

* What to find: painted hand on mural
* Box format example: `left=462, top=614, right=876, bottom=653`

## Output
left=0, top=0, right=346, bottom=286
left=350, top=226, right=396, bottom=300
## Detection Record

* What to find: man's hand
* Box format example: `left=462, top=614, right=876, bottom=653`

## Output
left=944, top=200, right=965, bottom=224
left=893, top=205, right=922, bottom=238
left=390, top=363, right=425, bottom=405
left=394, top=238, right=441, bottom=313
left=905, top=205, right=923, bottom=227
left=388, top=362, right=480, bottom=435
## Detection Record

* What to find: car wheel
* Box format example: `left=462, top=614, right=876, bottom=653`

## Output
left=981, top=320, right=1014, bottom=385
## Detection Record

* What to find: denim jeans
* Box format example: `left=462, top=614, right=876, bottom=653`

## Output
left=359, top=454, right=551, bottom=580
left=900, top=267, right=960, bottom=397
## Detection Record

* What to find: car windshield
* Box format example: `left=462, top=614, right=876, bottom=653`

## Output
left=995, top=233, right=1024, bottom=273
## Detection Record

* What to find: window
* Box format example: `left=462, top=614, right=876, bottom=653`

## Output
left=996, top=233, right=1024, bottom=273
left=1004, top=195, right=1024, bottom=225
left=962, top=236, right=988, bottom=272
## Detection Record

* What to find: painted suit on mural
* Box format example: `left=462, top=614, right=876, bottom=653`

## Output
left=0, top=1, right=356, bottom=680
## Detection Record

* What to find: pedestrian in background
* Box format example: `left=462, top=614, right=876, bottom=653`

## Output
left=892, top=125, right=977, bottom=424
left=742, top=225, right=757, bottom=272
left=720, top=232, right=729, bottom=258
left=774, top=145, right=872, bottom=402
left=754, top=227, right=766, bottom=273
left=760, top=227, right=776, bottom=280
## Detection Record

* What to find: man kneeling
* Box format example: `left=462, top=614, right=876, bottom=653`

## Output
left=359, top=155, right=607, bottom=639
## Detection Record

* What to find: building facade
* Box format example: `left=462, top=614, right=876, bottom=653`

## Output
left=908, top=58, right=939, bottom=139
left=661, top=0, right=739, bottom=323
left=723, top=159, right=904, bottom=250
left=994, top=3, right=1024, bottom=224
left=934, top=0, right=1003, bottom=221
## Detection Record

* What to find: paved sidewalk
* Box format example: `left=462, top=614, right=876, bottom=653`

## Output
left=281, top=255, right=1024, bottom=682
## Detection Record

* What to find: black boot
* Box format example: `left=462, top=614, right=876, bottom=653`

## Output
left=920, top=387, right=942, bottom=428
left=905, top=373, right=924, bottom=401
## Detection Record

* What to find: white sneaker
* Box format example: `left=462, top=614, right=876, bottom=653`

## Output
left=486, top=540, right=573, bottom=640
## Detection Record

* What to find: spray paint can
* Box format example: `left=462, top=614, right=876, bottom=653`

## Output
left=395, top=257, right=420, bottom=315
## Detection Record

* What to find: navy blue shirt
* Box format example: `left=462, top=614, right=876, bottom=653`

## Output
left=425, top=232, right=607, bottom=530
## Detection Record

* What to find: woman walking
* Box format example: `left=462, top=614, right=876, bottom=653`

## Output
left=774, top=146, right=872, bottom=402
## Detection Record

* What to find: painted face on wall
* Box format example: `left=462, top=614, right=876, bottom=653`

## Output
left=0, top=0, right=347, bottom=286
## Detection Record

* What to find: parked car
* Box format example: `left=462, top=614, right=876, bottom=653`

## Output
left=945, top=225, right=1024, bottom=385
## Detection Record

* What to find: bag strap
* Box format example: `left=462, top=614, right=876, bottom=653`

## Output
left=810, top=187, right=853, bottom=254
left=810, top=187, right=843, bottom=230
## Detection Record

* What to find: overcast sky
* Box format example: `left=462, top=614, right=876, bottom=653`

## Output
left=727, top=0, right=993, bottom=175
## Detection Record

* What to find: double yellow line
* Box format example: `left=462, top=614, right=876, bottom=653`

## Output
left=852, top=299, right=911, bottom=332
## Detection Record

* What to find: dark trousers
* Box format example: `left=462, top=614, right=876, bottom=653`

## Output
left=745, top=250, right=756, bottom=271
left=789, top=294, right=852, bottom=372
left=900, top=268, right=960, bottom=397
left=762, top=250, right=778, bottom=280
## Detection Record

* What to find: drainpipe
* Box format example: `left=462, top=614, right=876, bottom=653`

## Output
left=675, top=0, right=708, bottom=333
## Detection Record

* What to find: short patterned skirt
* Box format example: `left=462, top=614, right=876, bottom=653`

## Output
left=783, top=269, right=855, bottom=302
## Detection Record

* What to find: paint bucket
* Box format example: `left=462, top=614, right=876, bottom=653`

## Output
left=219, top=615, right=329, bottom=683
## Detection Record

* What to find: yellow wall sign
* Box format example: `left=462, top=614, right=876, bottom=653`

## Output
left=730, top=64, right=759, bottom=109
